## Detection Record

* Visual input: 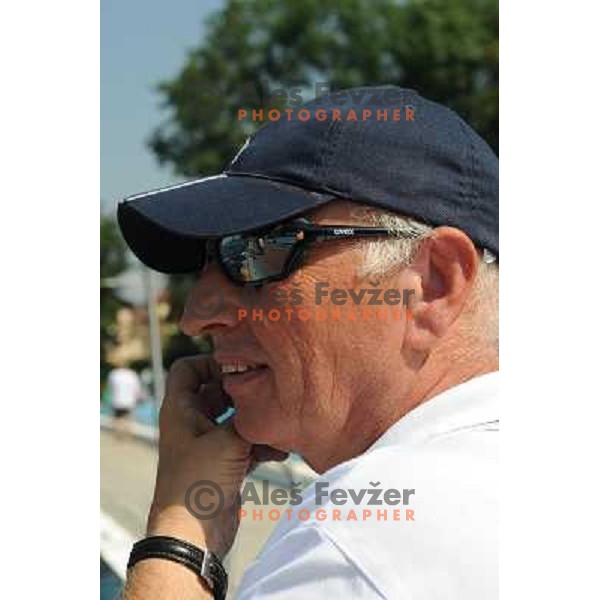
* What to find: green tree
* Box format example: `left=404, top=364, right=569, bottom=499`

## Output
left=149, top=0, right=498, bottom=178
left=100, top=215, right=128, bottom=378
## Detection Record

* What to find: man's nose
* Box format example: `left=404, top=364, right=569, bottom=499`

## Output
left=179, top=264, right=240, bottom=336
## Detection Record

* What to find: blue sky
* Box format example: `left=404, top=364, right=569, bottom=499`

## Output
left=101, top=0, right=223, bottom=214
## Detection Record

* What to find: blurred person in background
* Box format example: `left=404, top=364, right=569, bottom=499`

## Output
left=107, top=359, right=144, bottom=437
left=118, top=87, right=498, bottom=599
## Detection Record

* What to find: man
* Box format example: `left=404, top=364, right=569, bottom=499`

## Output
left=106, top=360, right=143, bottom=436
left=118, top=86, right=498, bottom=599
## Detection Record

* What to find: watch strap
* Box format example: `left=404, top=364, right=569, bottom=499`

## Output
left=127, top=535, right=227, bottom=600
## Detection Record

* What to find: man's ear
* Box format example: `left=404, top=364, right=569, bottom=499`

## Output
left=404, top=227, right=479, bottom=354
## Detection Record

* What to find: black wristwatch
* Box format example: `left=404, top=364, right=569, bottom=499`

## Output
left=127, top=535, right=228, bottom=600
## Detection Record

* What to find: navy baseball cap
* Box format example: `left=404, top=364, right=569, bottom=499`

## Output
left=118, top=85, right=498, bottom=274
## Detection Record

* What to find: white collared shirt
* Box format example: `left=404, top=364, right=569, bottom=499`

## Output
left=237, top=372, right=499, bottom=599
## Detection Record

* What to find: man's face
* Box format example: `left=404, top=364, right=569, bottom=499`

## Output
left=180, top=201, right=413, bottom=460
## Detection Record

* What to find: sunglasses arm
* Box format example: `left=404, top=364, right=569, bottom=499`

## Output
left=302, top=226, right=396, bottom=242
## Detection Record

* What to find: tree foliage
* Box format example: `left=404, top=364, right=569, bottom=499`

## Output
left=149, top=0, right=498, bottom=177
left=100, top=216, right=128, bottom=374
left=101, top=216, right=127, bottom=280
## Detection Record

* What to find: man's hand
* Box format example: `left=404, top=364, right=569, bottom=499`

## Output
left=146, top=354, right=287, bottom=557
left=125, top=354, right=288, bottom=600
left=145, top=355, right=250, bottom=557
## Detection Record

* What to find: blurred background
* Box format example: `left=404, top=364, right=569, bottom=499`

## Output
left=100, top=0, right=498, bottom=597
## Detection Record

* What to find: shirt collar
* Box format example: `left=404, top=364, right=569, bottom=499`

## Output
left=368, top=371, right=499, bottom=452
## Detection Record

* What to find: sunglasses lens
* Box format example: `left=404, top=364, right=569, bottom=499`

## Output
left=219, top=230, right=299, bottom=283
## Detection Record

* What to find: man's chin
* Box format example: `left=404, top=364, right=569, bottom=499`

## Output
left=232, top=411, right=281, bottom=447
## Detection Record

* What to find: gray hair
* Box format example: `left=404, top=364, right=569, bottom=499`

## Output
left=351, top=206, right=499, bottom=347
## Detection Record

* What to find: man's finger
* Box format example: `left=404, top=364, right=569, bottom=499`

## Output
left=159, top=389, right=214, bottom=436
left=196, top=382, right=234, bottom=423
left=166, top=355, right=220, bottom=397
left=180, top=391, right=217, bottom=435
left=182, top=383, right=233, bottom=434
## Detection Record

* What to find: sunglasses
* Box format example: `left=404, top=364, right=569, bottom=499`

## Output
left=201, top=218, right=422, bottom=286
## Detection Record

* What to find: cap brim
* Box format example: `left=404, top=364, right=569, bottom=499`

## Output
left=117, top=174, right=335, bottom=274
